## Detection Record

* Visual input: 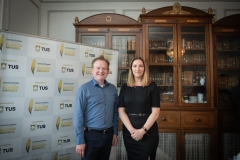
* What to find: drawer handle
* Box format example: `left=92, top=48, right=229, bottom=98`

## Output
left=195, top=118, right=200, bottom=122
left=161, top=117, right=166, bottom=121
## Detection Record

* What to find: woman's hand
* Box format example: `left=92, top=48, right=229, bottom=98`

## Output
left=131, top=128, right=145, bottom=141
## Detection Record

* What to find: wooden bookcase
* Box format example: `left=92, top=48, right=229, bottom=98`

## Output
left=212, top=14, right=240, bottom=160
left=139, top=3, right=214, bottom=160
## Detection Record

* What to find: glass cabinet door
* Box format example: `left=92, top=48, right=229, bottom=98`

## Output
left=180, top=26, right=208, bottom=105
left=82, top=35, right=106, bottom=47
left=113, top=35, right=137, bottom=95
left=216, top=35, right=240, bottom=106
left=148, top=26, right=176, bottom=107
left=184, top=133, right=211, bottom=160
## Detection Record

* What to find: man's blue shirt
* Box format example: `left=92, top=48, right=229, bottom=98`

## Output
left=74, top=78, right=118, bottom=145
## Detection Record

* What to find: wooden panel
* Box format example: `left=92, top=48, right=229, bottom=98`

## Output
left=218, top=110, right=235, bottom=129
left=157, top=111, right=180, bottom=128
left=181, top=111, right=214, bottom=128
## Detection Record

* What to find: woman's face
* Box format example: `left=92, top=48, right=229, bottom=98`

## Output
left=131, top=59, right=144, bottom=78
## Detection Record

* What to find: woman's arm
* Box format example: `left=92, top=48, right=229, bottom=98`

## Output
left=142, top=107, right=160, bottom=131
left=118, top=107, right=135, bottom=134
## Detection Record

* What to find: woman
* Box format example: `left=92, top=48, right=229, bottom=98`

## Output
left=118, top=57, right=160, bottom=160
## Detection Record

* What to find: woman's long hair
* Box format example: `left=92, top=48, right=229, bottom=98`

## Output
left=127, top=57, right=150, bottom=87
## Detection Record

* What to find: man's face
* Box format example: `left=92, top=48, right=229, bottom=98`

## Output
left=92, top=60, right=109, bottom=83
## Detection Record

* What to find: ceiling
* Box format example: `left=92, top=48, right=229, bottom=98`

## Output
left=40, top=0, right=240, bottom=2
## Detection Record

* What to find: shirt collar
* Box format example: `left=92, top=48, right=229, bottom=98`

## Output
left=91, top=78, right=109, bottom=87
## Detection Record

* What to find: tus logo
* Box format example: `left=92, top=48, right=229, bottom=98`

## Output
left=1, top=63, right=18, bottom=70
left=0, top=147, right=13, bottom=154
left=33, top=85, right=48, bottom=91
left=1, top=63, right=6, bottom=70
left=30, top=124, right=46, bottom=131
left=58, top=139, right=70, bottom=145
left=60, top=103, right=72, bottom=109
left=62, top=67, right=74, bottom=73
left=35, top=45, right=50, bottom=52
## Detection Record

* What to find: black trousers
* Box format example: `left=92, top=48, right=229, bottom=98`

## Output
left=81, top=129, right=113, bottom=160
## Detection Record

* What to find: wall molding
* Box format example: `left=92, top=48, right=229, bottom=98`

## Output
left=224, top=9, right=240, bottom=16
left=47, top=9, right=116, bottom=37
left=30, top=0, right=40, bottom=35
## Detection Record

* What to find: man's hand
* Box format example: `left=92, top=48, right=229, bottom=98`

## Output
left=112, top=134, right=118, bottom=146
left=76, top=144, right=86, bottom=158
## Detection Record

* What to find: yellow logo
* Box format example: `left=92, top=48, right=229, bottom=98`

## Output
left=28, top=99, right=34, bottom=114
left=26, top=138, right=31, bottom=153
left=82, top=63, right=86, bottom=76
left=56, top=116, right=61, bottom=130
left=102, top=50, right=105, bottom=57
left=58, top=80, right=62, bottom=93
left=0, top=34, right=4, bottom=51
left=60, top=43, right=64, bottom=57
left=31, top=59, right=36, bottom=74
left=54, top=152, right=58, bottom=160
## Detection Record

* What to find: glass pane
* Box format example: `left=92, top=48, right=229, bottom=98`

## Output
left=117, top=131, right=127, bottom=160
left=149, top=27, right=174, bottom=63
left=157, top=133, right=177, bottom=160
left=182, top=66, right=207, bottom=103
left=118, top=70, right=128, bottom=86
left=181, top=26, right=206, bottom=63
left=218, top=71, right=240, bottom=104
left=82, top=36, right=105, bottom=47
left=223, top=133, right=240, bottom=160
left=112, top=36, right=136, bottom=68
left=216, top=36, right=240, bottom=106
left=185, top=133, right=210, bottom=160
left=149, top=66, right=174, bottom=104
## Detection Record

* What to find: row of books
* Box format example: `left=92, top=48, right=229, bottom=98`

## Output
left=112, top=37, right=136, bottom=50
left=218, top=92, right=231, bottom=103
left=217, top=40, right=240, bottom=50
left=149, top=53, right=174, bottom=63
left=82, top=39, right=105, bottom=47
left=149, top=72, right=173, bottom=85
left=149, top=40, right=169, bottom=49
left=182, top=53, right=206, bottom=63
left=217, top=57, right=240, bottom=68
left=218, top=76, right=239, bottom=90
left=118, top=54, right=135, bottom=67
left=183, top=40, right=205, bottom=49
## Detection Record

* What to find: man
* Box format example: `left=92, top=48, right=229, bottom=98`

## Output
left=74, top=55, right=118, bottom=160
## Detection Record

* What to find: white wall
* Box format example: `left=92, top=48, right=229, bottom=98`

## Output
left=2, top=0, right=240, bottom=42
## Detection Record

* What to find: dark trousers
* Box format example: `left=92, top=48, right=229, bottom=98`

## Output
left=81, top=129, right=113, bottom=160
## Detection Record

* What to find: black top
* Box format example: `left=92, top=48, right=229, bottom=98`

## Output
left=119, top=82, right=160, bottom=114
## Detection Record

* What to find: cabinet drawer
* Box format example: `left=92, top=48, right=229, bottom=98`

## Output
left=157, top=111, right=180, bottom=128
left=181, top=111, right=214, bottom=128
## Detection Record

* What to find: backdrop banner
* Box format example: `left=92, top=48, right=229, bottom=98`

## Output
left=0, top=31, right=118, bottom=160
